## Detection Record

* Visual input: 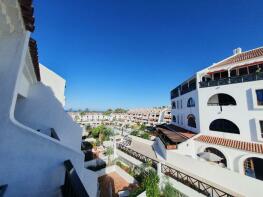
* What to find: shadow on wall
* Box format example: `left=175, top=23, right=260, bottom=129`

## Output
left=14, top=82, right=82, bottom=150
left=249, top=119, right=258, bottom=141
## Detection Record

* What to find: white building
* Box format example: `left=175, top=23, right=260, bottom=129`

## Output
left=159, top=47, right=263, bottom=181
left=0, top=1, right=97, bottom=196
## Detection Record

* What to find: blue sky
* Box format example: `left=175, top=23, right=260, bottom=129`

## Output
left=33, top=0, right=263, bottom=111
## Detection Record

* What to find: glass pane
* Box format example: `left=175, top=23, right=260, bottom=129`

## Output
left=256, top=89, right=263, bottom=105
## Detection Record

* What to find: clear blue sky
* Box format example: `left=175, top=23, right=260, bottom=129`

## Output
left=33, top=0, right=263, bottom=111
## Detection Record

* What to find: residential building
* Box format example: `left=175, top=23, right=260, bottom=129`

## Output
left=158, top=47, right=263, bottom=181
left=0, top=1, right=97, bottom=196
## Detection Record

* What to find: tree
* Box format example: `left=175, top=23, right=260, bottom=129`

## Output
left=143, top=169, right=160, bottom=197
left=114, top=108, right=128, bottom=113
left=103, top=109, right=113, bottom=116
left=162, top=180, right=180, bottom=197
left=80, top=111, right=85, bottom=116
left=105, top=147, right=114, bottom=165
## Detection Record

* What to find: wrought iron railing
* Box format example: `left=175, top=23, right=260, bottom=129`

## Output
left=200, top=72, right=263, bottom=88
left=117, top=143, right=158, bottom=169
left=0, top=185, right=7, bottom=197
left=161, top=164, right=234, bottom=197
left=62, top=160, right=89, bottom=197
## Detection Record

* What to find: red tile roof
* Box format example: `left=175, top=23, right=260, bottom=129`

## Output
left=210, top=47, right=263, bottom=69
left=18, top=0, right=35, bottom=32
left=29, top=38, right=40, bottom=81
left=195, top=135, right=263, bottom=154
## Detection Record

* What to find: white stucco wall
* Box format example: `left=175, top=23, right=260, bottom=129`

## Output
left=40, top=64, right=66, bottom=106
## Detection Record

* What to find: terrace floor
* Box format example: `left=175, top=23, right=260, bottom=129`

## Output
left=130, top=140, right=158, bottom=161
left=98, top=172, right=138, bottom=197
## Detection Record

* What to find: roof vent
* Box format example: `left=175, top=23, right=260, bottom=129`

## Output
left=233, top=47, right=242, bottom=55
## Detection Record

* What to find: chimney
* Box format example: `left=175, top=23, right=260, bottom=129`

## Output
left=233, top=47, right=242, bottom=55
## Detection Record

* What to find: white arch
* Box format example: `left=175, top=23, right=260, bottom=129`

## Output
left=238, top=154, right=263, bottom=175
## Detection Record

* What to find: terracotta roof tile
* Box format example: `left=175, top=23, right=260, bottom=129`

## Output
left=29, top=38, right=40, bottom=81
left=194, top=135, right=263, bottom=154
left=18, top=0, right=35, bottom=32
left=210, top=47, right=263, bottom=69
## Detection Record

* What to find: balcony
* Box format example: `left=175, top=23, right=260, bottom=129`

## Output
left=200, top=72, right=263, bottom=88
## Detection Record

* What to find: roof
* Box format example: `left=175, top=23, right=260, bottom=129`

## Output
left=209, top=47, right=263, bottom=70
left=29, top=38, right=41, bottom=81
left=195, top=135, right=263, bottom=154
left=157, top=124, right=196, bottom=143
left=18, top=0, right=35, bottom=32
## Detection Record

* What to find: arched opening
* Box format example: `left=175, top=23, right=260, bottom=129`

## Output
left=187, top=114, right=196, bottom=128
left=187, top=97, right=195, bottom=107
left=244, top=157, right=263, bottom=181
left=207, top=93, right=236, bottom=106
left=204, top=147, right=227, bottom=167
left=209, top=119, right=240, bottom=134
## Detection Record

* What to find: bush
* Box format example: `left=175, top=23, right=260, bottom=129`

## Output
left=128, top=187, right=145, bottom=197
left=140, top=132, right=150, bottom=139
left=143, top=169, right=160, bottom=197
left=162, top=181, right=180, bottom=197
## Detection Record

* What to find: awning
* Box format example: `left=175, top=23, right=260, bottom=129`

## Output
left=197, top=152, right=223, bottom=162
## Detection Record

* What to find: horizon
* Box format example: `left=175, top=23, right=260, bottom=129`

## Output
left=33, top=0, right=263, bottom=111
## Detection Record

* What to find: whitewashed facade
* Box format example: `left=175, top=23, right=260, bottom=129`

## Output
left=0, top=1, right=97, bottom=196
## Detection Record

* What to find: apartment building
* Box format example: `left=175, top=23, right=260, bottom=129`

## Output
left=127, top=107, right=171, bottom=126
left=0, top=1, right=96, bottom=196
left=156, top=47, right=263, bottom=182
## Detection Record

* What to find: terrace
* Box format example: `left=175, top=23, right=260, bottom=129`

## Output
left=156, top=124, right=196, bottom=150
left=200, top=62, right=263, bottom=88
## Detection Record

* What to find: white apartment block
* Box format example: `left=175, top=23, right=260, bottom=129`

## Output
left=157, top=47, right=263, bottom=182
left=70, top=107, right=171, bottom=128
left=0, top=1, right=96, bottom=196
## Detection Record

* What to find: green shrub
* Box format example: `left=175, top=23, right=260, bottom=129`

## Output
left=143, top=169, right=160, bottom=197
left=162, top=181, right=180, bottom=197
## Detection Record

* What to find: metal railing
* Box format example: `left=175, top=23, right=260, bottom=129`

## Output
left=0, top=185, right=7, bottom=197
left=62, top=160, right=89, bottom=197
left=200, top=72, right=263, bottom=88
left=117, top=143, right=158, bottom=169
left=161, top=164, right=234, bottom=197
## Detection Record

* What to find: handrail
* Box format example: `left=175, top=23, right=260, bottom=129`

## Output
left=200, top=72, right=263, bottom=88
left=62, top=160, right=89, bottom=197
left=117, top=143, right=158, bottom=169
left=161, top=164, right=234, bottom=197
left=0, top=185, right=8, bottom=197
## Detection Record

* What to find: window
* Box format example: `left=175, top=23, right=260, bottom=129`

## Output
left=256, top=89, right=263, bottom=105
left=177, top=101, right=179, bottom=109
left=187, top=97, right=195, bottom=107
left=260, top=121, right=263, bottom=138
left=221, top=71, right=228, bottom=78
left=181, top=115, right=183, bottom=125
left=239, top=67, right=248, bottom=76
left=213, top=72, right=220, bottom=80
left=172, top=115, right=176, bottom=122
left=209, top=119, right=240, bottom=134
left=207, top=93, right=236, bottom=106
left=177, top=115, right=179, bottom=124
left=187, top=114, right=196, bottom=128
left=249, top=65, right=258, bottom=74
left=230, top=69, right=237, bottom=77
left=180, top=100, right=183, bottom=108
left=172, top=101, right=176, bottom=109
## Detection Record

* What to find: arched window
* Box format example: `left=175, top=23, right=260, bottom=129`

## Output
left=187, top=114, right=196, bottom=128
left=187, top=97, right=195, bottom=107
left=207, top=93, right=236, bottom=106
left=244, top=157, right=263, bottom=181
left=172, top=101, right=176, bottom=109
left=204, top=147, right=227, bottom=167
left=172, top=115, right=176, bottom=122
left=209, top=119, right=240, bottom=134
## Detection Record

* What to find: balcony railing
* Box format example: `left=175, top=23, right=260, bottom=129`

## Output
left=117, top=143, right=158, bottom=169
left=200, top=72, right=263, bottom=88
left=0, top=185, right=7, bottom=197
left=161, top=164, right=234, bottom=197
left=62, top=160, right=89, bottom=197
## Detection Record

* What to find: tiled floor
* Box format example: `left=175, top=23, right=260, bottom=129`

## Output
left=98, top=172, right=137, bottom=197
